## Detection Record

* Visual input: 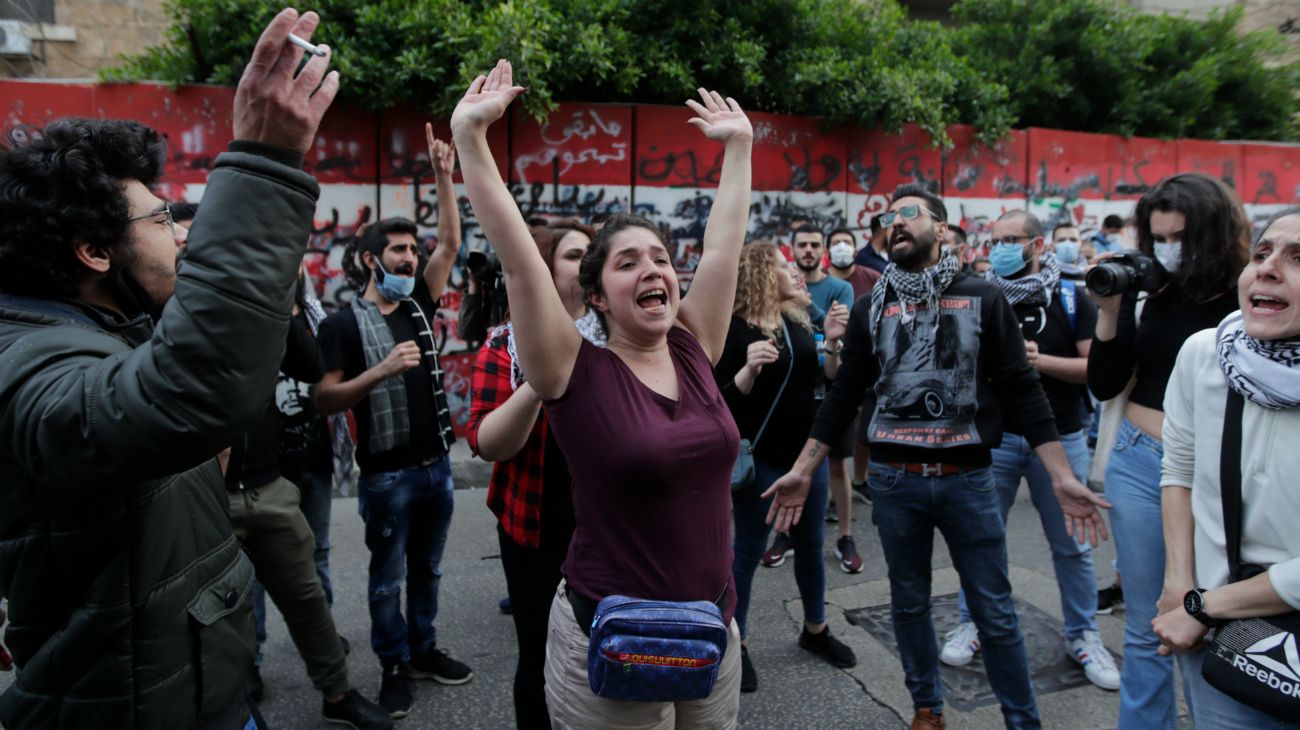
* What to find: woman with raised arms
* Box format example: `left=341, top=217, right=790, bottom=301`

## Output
left=451, top=60, right=753, bottom=729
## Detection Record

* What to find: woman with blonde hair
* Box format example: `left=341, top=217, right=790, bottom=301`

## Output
left=715, top=241, right=851, bottom=693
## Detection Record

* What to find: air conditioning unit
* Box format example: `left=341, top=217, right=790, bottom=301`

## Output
left=0, top=20, right=32, bottom=57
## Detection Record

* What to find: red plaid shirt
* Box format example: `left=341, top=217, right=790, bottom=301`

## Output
left=467, top=326, right=548, bottom=548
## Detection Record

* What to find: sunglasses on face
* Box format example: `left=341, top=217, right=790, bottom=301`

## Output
left=878, top=204, right=938, bottom=228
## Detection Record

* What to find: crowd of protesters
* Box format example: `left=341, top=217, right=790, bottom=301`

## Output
left=0, top=9, right=1298, bottom=730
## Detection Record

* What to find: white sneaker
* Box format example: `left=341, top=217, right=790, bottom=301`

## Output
left=1067, top=630, right=1120, bottom=691
left=939, top=622, right=980, bottom=667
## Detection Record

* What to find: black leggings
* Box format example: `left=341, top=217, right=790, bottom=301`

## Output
left=498, top=525, right=569, bottom=730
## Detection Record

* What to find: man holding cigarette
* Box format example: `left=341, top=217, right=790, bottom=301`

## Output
left=0, top=9, right=340, bottom=729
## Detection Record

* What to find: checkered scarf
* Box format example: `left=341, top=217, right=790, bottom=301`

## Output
left=870, top=249, right=961, bottom=339
left=985, top=252, right=1062, bottom=307
left=502, top=309, right=607, bottom=390
left=351, top=296, right=455, bottom=454
left=1216, top=311, right=1300, bottom=410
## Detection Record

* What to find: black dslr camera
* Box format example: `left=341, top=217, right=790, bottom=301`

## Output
left=467, top=249, right=508, bottom=327
left=1085, top=252, right=1167, bottom=297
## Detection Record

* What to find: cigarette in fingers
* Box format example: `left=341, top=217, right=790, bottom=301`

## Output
left=289, top=33, right=327, bottom=57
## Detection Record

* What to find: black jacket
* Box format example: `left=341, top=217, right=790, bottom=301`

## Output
left=0, top=143, right=320, bottom=729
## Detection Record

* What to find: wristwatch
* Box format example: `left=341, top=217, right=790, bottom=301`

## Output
left=1183, top=588, right=1217, bottom=627
left=825, top=339, right=844, bottom=356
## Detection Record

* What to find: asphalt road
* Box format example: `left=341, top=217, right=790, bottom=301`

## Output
left=2, top=443, right=1193, bottom=728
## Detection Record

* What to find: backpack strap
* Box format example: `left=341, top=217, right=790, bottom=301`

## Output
left=1059, top=279, right=1078, bottom=337
left=1219, top=388, right=1246, bottom=582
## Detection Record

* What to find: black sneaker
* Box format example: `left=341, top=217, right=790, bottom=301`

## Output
left=247, top=665, right=264, bottom=703
left=323, top=688, right=394, bottom=730
left=825, top=498, right=839, bottom=524
left=799, top=626, right=856, bottom=668
left=740, top=645, right=757, bottom=693
left=408, top=647, right=474, bottom=685
left=1097, top=583, right=1124, bottom=615
left=378, top=665, right=414, bottom=719
left=851, top=480, right=872, bottom=504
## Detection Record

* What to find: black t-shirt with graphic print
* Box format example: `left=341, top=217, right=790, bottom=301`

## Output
left=811, top=272, right=1058, bottom=466
left=317, top=282, right=442, bottom=475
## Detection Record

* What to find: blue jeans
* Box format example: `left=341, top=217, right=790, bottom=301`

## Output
left=359, top=455, right=456, bottom=667
left=958, top=431, right=1097, bottom=639
left=251, top=471, right=335, bottom=663
left=1105, top=418, right=1172, bottom=730
left=296, top=471, right=336, bottom=607
left=1177, top=648, right=1300, bottom=730
left=731, top=457, right=829, bottom=639
left=868, top=461, right=1040, bottom=729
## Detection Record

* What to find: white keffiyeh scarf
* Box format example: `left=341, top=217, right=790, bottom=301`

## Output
left=985, top=252, right=1062, bottom=307
left=1217, top=311, right=1300, bottom=410
left=869, top=249, right=962, bottom=339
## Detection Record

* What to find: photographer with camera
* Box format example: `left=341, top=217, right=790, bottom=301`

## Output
left=1086, top=173, right=1250, bottom=730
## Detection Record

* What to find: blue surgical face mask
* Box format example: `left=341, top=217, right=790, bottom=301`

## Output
left=1055, top=241, right=1081, bottom=265
left=374, top=261, right=416, bottom=302
left=989, top=242, right=1028, bottom=277
left=1153, top=241, right=1182, bottom=273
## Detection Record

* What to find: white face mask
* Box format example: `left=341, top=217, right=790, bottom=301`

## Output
left=1153, top=241, right=1182, bottom=273
left=829, top=241, right=855, bottom=268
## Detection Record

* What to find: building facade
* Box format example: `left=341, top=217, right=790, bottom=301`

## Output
left=0, top=0, right=166, bottom=79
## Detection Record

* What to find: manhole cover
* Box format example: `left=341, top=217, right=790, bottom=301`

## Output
left=846, top=592, right=1112, bottom=710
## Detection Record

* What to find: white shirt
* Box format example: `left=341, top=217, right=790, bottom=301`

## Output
left=1161, top=328, right=1300, bottom=610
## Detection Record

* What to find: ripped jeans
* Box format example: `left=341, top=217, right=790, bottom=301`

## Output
left=358, top=456, right=455, bottom=668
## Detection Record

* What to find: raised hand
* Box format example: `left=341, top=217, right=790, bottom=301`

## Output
left=824, top=302, right=849, bottom=342
left=744, top=339, right=780, bottom=377
left=234, top=8, right=339, bottom=156
left=450, top=59, right=526, bottom=136
left=380, top=341, right=423, bottom=378
left=426, top=123, right=457, bottom=179
left=685, top=89, right=753, bottom=144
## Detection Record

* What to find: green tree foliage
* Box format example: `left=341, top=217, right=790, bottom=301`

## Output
left=104, top=0, right=1298, bottom=143
left=950, top=0, right=1300, bottom=140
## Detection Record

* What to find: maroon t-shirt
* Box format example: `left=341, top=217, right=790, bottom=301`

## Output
left=544, top=325, right=740, bottom=622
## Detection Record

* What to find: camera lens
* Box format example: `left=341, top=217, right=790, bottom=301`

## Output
left=1086, top=262, right=1133, bottom=297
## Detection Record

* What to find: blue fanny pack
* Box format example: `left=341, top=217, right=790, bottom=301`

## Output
left=586, top=594, right=729, bottom=702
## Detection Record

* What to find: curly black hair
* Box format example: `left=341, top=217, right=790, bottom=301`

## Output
left=0, top=118, right=166, bottom=299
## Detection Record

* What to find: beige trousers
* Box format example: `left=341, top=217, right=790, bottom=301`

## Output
left=543, top=581, right=741, bottom=730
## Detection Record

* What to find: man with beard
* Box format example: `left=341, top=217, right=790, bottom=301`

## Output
left=939, top=211, right=1119, bottom=693
left=0, top=10, right=340, bottom=728
left=315, top=216, right=471, bottom=719
left=764, top=184, right=1110, bottom=730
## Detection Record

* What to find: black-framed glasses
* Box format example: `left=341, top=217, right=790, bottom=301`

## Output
left=128, top=203, right=176, bottom=239
left=990, top=234, right=1036, bottom=247
left=878, top=204, right=938, bottom=228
